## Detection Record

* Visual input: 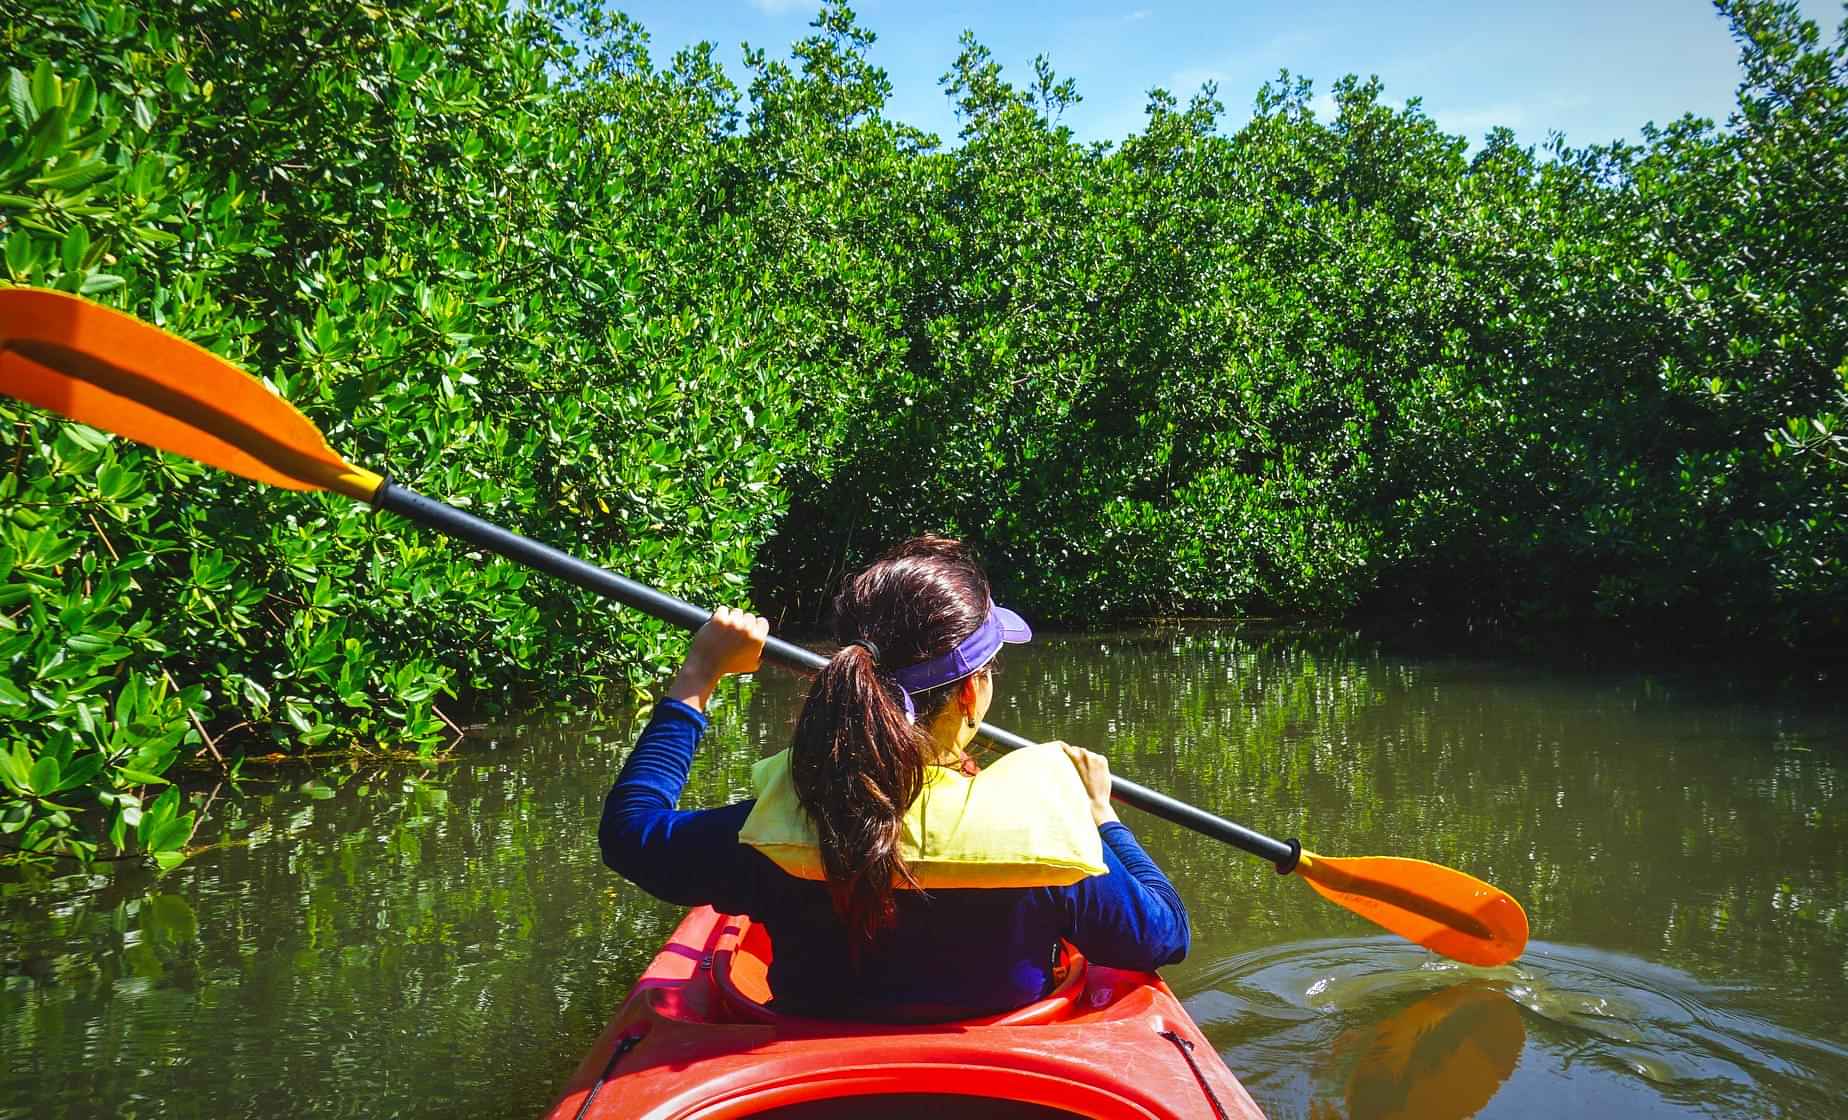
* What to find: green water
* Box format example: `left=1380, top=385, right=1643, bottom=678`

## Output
left=4, top=627, right=1844, bottom=1118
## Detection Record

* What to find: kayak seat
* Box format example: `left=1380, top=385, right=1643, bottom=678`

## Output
left=712, top=915, right=1089, bottom=1027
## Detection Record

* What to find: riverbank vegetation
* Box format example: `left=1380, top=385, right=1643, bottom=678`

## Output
left=2, top=0, right=1843, bottom=864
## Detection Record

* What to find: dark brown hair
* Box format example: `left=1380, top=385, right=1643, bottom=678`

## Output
left=788, top=535, right=992, bottom=946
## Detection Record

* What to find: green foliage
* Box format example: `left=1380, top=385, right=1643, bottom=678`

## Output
left=2, top=0, right=1843, bottom=865
left=0, top=0, right=814, bottom=865
left=761, top=0, right=1847, bottom=651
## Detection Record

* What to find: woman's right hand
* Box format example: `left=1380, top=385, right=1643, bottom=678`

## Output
left=668, top=606, right=769, bottom=712
left=689, top=606, right=769, bottom=678
left=1052, top=741, right=1120, bottom=827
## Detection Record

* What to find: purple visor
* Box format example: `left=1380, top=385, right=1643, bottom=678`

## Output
left=890, top=602, right=1032, bottom=720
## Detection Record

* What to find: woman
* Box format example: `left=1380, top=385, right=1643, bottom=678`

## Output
left=600, top=536, right=1188, bottom=1020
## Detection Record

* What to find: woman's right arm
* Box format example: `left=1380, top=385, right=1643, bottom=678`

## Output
left=599, top=609, right=768, bottom=906
left=599, top=698, right=755, bottom=905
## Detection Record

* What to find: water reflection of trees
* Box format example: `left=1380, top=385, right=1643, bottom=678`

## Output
left=740, top=625, right=1846, bottom=1008
left=3, top=634, right=1841, bottom=1116
left=0, top=717, right=721, bottom=1118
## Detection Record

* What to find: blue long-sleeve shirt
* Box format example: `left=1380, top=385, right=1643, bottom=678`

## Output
left=600, top=698, right=1190, bottom=1020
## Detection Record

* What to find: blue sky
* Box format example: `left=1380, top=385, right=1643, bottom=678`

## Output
left=598, top=0, right=1845, bottom=148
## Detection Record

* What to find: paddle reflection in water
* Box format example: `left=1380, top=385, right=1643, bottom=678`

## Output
left=1309, top=984, right=1524, bottom=1120
left=1183, top=936, right=1848, bottom=1119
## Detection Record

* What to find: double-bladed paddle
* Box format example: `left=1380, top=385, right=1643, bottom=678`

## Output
left=0, top=287, right=1528, bottom=966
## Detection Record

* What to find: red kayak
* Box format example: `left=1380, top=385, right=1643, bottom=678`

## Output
left=543, top=906, right=1265, bottom=1120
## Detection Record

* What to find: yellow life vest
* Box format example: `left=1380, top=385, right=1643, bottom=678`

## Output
left=738, top=742, right=1108, bottom=889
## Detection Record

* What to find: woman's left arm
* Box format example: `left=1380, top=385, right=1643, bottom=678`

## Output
left=1059, top=823, right=1191, bottom=971
left=1053, top=744, right=1190, bottom=969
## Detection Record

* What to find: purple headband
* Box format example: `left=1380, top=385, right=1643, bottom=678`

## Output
left=887, top=602, right=1032, bottom=721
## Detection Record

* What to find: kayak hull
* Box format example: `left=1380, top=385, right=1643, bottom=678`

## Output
left=543, top=906, right=1265, bottom=1120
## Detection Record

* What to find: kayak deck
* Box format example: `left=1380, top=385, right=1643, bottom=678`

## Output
left=544, top=906, right=1265, bottom=1120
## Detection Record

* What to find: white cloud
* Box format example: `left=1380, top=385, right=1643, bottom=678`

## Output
left=1425, top=93, right=1588, bottom=138
left=1126, top=8, right=1152, bottom=22
left=1165, top=30, right=1321, bottom=98
left=1168, top=66, right=1235, bottom=93
left=748, top=0, right=821, bottom=15
left=1426, top=103, right=1526, bottom=135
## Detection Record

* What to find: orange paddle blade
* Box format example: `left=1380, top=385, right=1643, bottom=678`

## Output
left=1295, top=852, right=1529, bottom=967
left=0, top=288, right=381, bottom=500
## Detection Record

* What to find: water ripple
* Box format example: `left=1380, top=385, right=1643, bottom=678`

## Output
left=1180, top=937, right=1848, bottom=1119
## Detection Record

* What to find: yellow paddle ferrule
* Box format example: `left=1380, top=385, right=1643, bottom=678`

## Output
left=323, top=463, right=386, bottom=503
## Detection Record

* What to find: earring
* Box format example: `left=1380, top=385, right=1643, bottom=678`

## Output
left=964, top=713, right=976, bottom=730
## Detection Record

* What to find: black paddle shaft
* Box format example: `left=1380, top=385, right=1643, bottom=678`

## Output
left=373, top=482, right=1300, bottom=868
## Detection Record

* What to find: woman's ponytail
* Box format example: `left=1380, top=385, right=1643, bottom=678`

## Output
left=789, top=642, right=927, bottom=943
left=788, top=535, right=991, bottom=947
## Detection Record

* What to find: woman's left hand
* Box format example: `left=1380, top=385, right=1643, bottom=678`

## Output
left=1050, top=741, right=1121, bottom=827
